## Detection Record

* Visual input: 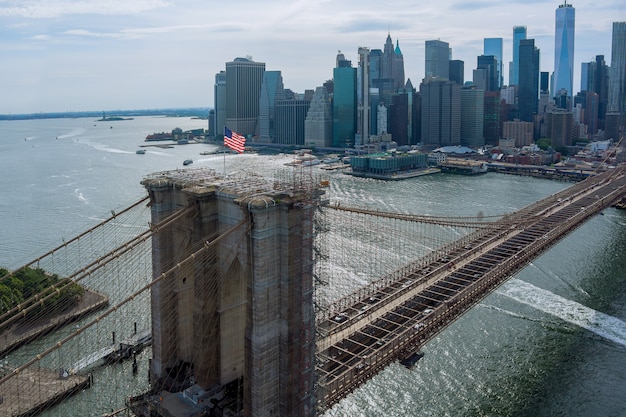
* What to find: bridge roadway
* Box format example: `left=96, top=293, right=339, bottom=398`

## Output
left=315, top=166, right=626, bottom=410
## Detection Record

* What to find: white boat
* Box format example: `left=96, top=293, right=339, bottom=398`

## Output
left=136, top=149, right=146, bottom=155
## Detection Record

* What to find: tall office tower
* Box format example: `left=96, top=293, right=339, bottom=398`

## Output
left=539, top=71, right=551, bottom=116
left=358, top=47, right=371, bottom=144
left=420, top=77, right=461, bottom=147
left=484, top=91, right=502, bottom=146
left=581, top=61, right=592, bottom=91
left=382, top=34, right=394, bottom=80
left=473, top=69, right=488, bottom=91
left=369, top=49, right=383, bottom=83
left=304, top=86, right=332, bottom=148
left=333, top=55, right=357, bottom=148
left=225, top=57, right=265, bottom=137
left=449, top=60, right=464, bottom=85
left=389, top=92, right=409, bottom=145
left=460, top=85, right=485, bottom=148
left=425, top=40, right=450, bottom=79
left=370, top=88, right=381, bottom=135
left=214, top=71, right=227, bottom=138
left=518, top=39, right=540, bottom=123
left=554, top=2, right=575, bottom=100
left=393, top=40, right=406, bottom=91
left=274, top=98, right=311, bottom=145
left=258, top=71, right=285, bottom=142
left=484, top=38, right=503, bottom=88
left=593, top=55, right=610, bottom=130
left=370, top=48, right=393, bottom=107
left=609, top=22, right=626, bottom=120
left=477, top=55, right=499, bottom=91
left=511, top=26, right=527, bottom=86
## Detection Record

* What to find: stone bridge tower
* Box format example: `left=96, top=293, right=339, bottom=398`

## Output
left=140, top=168, right=319, bottom=417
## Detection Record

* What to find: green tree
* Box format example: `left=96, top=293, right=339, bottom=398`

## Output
left=536, top=138, right=552, bottom=151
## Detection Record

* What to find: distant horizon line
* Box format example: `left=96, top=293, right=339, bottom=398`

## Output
left=0, top=107, right=212, bottom=121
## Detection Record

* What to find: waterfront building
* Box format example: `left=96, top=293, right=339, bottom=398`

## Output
left=518, top=39, right=540, bottom=123
left=484, top=38, right=503, bottom=88
left=258, top=71, right=285, bottom=142
left=274, top=98, right=311, bottom=146
left=511, top=26, right=527, bottom=86
left=304, top=86, right=332, bottom=148
left=460, top=85, right=485, bottom=148
left=420, top=77, right=461, bottom=147
left=554, top=2, right=575, bottom=101
left=503, top=119, right=533, bottom=147
left=225, top=57, right=265, bottom=137
left=484, top=90, right=502, bottom=146
left=333, top=57, right=357, bottom=148
left=547, top=109, right=574, bottom=147
left=425, top=40, right=450, bottom=79
left=608, top=22, right=626, bottom=125
left=214, top=71, right=227, bottom=138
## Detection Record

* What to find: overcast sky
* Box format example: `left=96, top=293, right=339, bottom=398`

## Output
left=0, top=0, right=623, bottom=114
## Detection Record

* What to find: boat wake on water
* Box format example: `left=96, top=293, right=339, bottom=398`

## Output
left=499, top=278, right=626, bottom=348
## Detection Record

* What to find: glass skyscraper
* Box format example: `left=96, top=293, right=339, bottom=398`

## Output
left=484, top=38, right=503, bottom=88
left=511, top=26, right=527, bottom=86
left=333, top=65, right=357, bottom=148
left=518, top=39, right=540, bottom=123
left=554, top=2, right=575, bottom=98
left=609, top=22, right=626, bottom=116
left=425, top=40, right=450, bottom=79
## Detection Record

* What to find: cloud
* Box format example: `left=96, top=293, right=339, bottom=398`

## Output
left=0, top=0, right=171, bottom=19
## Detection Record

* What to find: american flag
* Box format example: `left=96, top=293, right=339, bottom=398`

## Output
left=224, top=127, right=246, bottom=153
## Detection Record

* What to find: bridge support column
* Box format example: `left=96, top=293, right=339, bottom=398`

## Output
left=142, top=170, right=318, bottom=417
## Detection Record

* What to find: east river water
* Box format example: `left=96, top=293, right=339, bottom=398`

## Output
left=0, top=116, right=625, bottom=416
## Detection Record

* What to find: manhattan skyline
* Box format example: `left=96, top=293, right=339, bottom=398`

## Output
left=0, top=0, right=622, bottom=114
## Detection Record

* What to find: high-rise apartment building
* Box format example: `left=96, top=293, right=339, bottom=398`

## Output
left=425, top=40, right=450, bottom=79
left=484, top=38, right=503, bottom=88
left=609, top=22, right=626, bottom=120
left=225, top=57, right=265, bottom=137
left=420, top=77, right=461, bottom=147
left=511, top=26, right=527, bottom=86
left=518, top=39, right=540, bottom=123
left=554, top=2, right=575, bottom=99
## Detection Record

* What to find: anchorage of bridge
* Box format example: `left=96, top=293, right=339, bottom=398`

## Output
left=315, top=165, right=626, bottom=409
left=0, top=199, right=195, bottom=332
left=0, top=217, right=249, bottom=388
